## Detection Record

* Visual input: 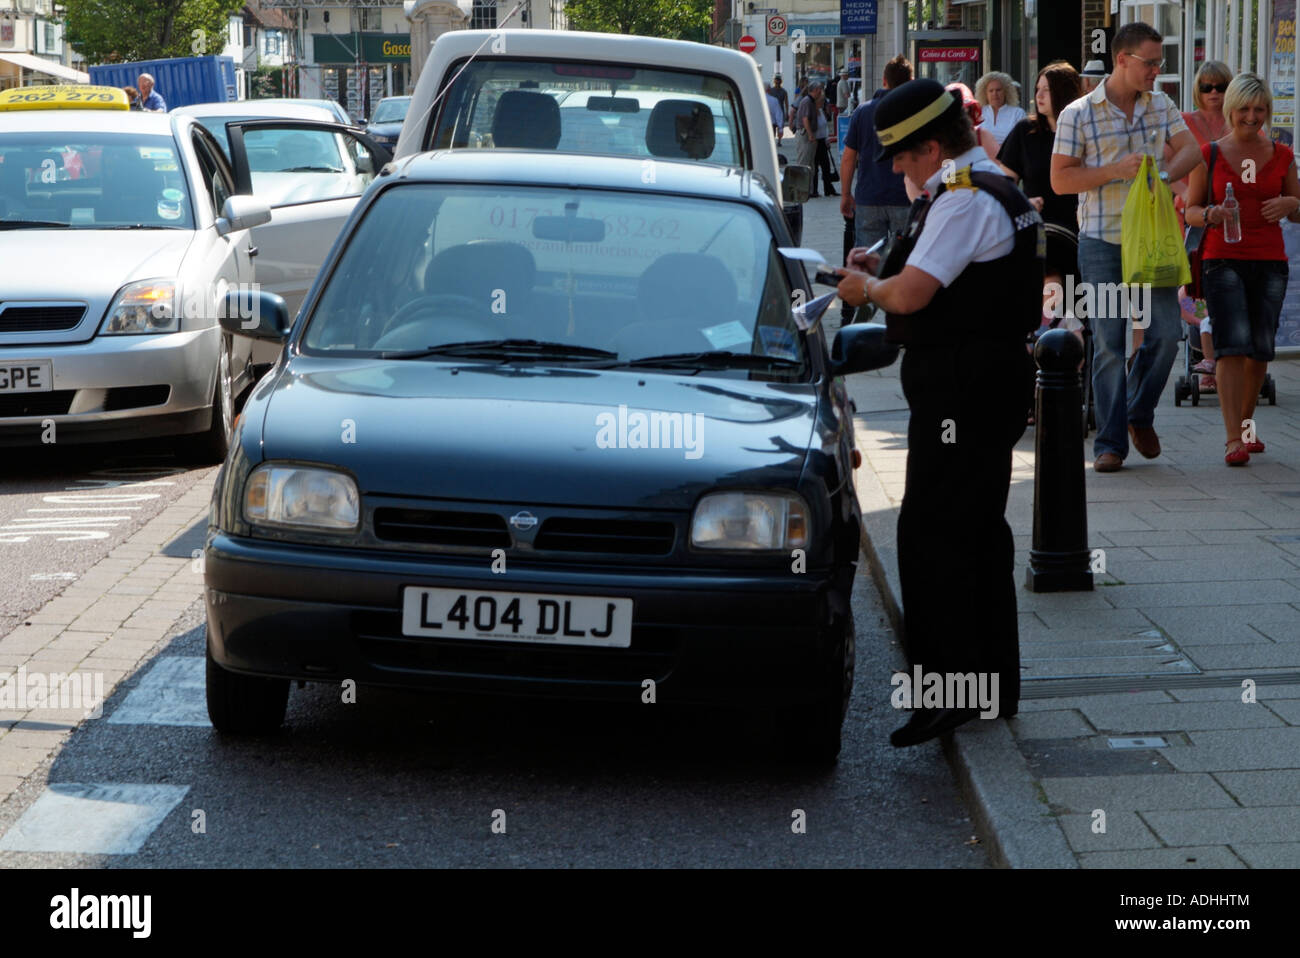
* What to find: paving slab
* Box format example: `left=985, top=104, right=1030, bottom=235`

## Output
left=1077, top=846, right=1246, bottom=868
left=1042, top=773, right=1238, bottom=813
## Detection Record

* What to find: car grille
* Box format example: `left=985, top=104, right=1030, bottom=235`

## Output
left=373, top=508, right=510, bottom=548
left=353, top=610, right=677, bottom=682
left=0, top=390, right=75, bottom=417
left=103, top=385, right=170, bottom=411
left=0, top=305, right=86, bottom=333
left=535, top=517, right=675, bottom=556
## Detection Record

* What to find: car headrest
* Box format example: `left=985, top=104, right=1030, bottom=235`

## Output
left=491, top=91, right=561, bottom=150
left=424, top=241, right=537, bottom=307
left=637, top=253, right=737, bottom=323
left=645, top=100, right=716, bottom=160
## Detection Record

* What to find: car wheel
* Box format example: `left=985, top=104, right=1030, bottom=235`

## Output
left=205, top=640, right=289, bottom=734
left=778, top=617, right=855, bottom=765
left=183, top=333, right=235, bottom=464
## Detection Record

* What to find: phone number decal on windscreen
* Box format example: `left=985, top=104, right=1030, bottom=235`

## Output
left=487, top=207, right=680, bottom=239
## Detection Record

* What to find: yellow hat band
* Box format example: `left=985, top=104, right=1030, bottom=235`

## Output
left=877, top=91, right=955, bottom=146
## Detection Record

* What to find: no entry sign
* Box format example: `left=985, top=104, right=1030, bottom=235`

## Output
left=739, top=35, right=758, bottom=55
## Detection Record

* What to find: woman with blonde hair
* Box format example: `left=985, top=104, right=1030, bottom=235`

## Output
left=975, top=71, right=1025, bottom=146
left=1185, top=73, right=1300, bottom=465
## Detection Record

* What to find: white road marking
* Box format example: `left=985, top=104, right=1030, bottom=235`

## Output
left=29, top=572, right=78, bottom=581
left=107, top=657, right=210, bottom=728
left=0, top=782, right=189, bottom=854
left=0, top=477, right=173, bottom=544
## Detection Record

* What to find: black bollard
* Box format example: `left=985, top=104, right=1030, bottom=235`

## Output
left=1026, top=329, right=1094, bottom=592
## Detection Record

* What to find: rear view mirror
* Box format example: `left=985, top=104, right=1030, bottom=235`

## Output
left=221, top=288, right=291, bottom=342
left=586, top=96, right=640, bottom=113
left=216, top=195, right=272, bottom=236
left=830, top=323, right=900, bottom=376
left=356, top=153, right=374, bottom=174
left=782, top=164, right=812, bottom=205
left=534, top=215, right=606, bottom=243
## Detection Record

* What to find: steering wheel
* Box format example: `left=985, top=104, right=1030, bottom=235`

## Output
left=374, top=293, right=499, bottom=346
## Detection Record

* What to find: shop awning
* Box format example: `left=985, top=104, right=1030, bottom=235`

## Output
left=0, top=53, right=90, bottom=84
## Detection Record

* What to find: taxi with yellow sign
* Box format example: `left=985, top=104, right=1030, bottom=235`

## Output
left=0, top=84, right=278, bottom=459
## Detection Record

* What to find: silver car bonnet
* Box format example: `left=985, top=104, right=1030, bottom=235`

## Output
left=0, top=229, right=194, bottom=346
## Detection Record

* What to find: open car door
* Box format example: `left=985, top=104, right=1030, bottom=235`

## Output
left=225, top=119, right=391, bottom=319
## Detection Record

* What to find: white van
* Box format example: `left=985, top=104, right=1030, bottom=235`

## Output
left=394, top=30, right=808, bottom=237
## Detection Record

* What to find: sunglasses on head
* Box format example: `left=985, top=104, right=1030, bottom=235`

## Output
left=1200, top=82, right=1229, bottom=93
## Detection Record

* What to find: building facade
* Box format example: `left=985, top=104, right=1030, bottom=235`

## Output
left=0, top=0, right=88, bottom=90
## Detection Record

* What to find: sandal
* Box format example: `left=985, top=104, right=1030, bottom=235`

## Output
left=1192, top=358, right=1216, bottom=374
left=1246, top=438, right=1265, bottom=454
left=1199, top=375, right=1216, bottom=392
left=1225, top=440, right=1250, bottom=466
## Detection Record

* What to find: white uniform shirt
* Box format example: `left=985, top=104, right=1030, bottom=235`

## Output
left=906, top=147, right=1015, bottom=288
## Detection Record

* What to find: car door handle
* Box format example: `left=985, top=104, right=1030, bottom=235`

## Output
left=247, top=244, right=258, bottom=257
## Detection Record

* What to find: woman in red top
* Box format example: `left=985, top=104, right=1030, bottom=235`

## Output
left=1185, top=73, right=1300, bottom=465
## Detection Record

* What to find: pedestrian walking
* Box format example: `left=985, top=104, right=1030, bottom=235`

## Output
left=975, top=71, right=1025, bottom=146
left=765, top=84, right=784, bottom=142
left=835, top=78, right=1044, bottom=746
left=836, top=67, right=851, bottom=116
left=1183, top=73, right=1300, bottom=465
left=795, top=81, right=836, bottom=196
left=770, top=75, right=790, bottom=144
left=839, top=54, right=914, bottom=324
left=1050, top=20, right=1203, bottom=473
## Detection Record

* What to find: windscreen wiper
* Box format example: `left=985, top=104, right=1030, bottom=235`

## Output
left=281, top=165, right=344, bottom=173
left=0, top=219, right=71, bottom=230
left=602, top=350, right=803, bottom=371
left=379, top=338, right=618, bottom=361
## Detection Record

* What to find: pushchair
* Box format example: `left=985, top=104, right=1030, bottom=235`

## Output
left=1172, top=307, right=1278, bottom=406
left=1031, top=223, right=1096, bottom=436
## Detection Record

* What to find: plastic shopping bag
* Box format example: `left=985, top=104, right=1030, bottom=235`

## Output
left=1121, top=155, right=1192, bottom=288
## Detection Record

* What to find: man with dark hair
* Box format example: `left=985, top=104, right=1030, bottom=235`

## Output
left=1051, top=21, right=1203, bottom=473
left=838, top=55, right=913, bottom=322
left=795, top=80, right=836, bottom=196
left=770, top=75, right=789, bottom=144
left=836, top=78, right=1045, bottom=746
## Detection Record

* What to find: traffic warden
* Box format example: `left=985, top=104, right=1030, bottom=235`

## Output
left=837, top=78, right=1044, bottom=747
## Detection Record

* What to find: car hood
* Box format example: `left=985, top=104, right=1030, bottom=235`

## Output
left=257, top=358, right=816, bottom=509
left=0, top=230, right=193, bottom=300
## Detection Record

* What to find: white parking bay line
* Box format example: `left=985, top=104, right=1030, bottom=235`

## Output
left=106, top=656, right=210, bottom=727
left=0, top=783, right=189, bottom=854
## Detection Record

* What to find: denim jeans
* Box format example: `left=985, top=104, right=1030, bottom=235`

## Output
left=855, top=204, right=911, bottom=250
left=1202, top=259, right=1288, bottom=361
left=1077, top=236, right=1181, bottom=459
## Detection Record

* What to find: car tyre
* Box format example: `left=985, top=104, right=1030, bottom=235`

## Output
left=206, top=640, right=289, bottom=734
left=183, top=333, right=235, bottom=464
left=778, top=617, right=854, bottom=766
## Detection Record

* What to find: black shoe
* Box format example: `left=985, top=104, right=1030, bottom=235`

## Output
left=890, top=708, right=980, bottom=748
left=809, top=191, right=820, bottom=198
left=826, top=189, right=838, bottom=196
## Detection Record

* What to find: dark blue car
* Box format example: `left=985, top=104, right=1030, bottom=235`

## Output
left=205, top=150, right=897, bottom=762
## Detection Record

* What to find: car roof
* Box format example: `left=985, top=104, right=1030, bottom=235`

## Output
left=172, top=100, right=338, bottom=121
left=0, top=109, right=177, bottom=134
left=391, top=149, right=772, bottom=208
left=430, top=29, right=763, bottom=80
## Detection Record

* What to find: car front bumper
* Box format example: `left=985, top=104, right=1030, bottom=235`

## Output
left=204, top=531, right=854, bottom=706
left=0, top=327, right=217, bottom=444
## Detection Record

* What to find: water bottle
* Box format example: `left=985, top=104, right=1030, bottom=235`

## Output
left=1222, top=182, right=1242, bottom=243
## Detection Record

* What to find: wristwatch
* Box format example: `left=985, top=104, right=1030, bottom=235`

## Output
left=1158, top=170, right=1170, bottom=183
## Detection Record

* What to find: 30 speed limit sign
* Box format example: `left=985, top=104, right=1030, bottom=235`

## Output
left=766, top=14, right=788, bottom=46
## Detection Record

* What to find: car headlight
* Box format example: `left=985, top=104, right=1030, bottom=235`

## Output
left=690, top=492, right=809, bottom=551
left=100, top=279, right=179, bottom=334
left=244, top=464, right=360, bottom=531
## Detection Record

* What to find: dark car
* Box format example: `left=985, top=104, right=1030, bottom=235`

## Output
left=365, top=95, right=410, bottom=150
left=204, top=150, right=897, bottom=762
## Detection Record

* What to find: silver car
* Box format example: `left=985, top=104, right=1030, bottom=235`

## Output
left=0, top=101, right=271, bottom=459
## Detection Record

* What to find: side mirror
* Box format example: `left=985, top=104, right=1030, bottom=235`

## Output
left=830, top=322, right=900, bottom=376
left=782, top=163, right=812, bottom=204
left=215, top=195, right=272, bottom=237
left=221, top=288, right=291, bottom=342
left=356, top=153, right=374, bottom=174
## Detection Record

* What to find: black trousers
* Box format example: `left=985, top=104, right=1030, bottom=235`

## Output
left=841, top=213, right=856, bottom=322
left=812, top=137, right=836, bottom=194
left=896, top=339, right=1031, bottom=715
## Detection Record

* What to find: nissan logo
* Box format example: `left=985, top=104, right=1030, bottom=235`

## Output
left=509, top=511, right=538, bottom=531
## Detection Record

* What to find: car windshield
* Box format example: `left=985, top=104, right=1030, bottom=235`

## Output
left=430, top=60, right=746, bottom=168
left=0, top=132, right=192, bottom=229
left=302, top=182, right=807, bottom=379
left=371, top=98, right=409, bottom=124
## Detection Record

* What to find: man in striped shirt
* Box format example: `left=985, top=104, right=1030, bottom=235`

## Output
left=1051, top=21, right=1203, bottom=472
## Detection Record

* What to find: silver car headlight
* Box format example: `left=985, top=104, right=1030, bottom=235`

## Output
left=244, top=464, right=360, bottom=531
left=690, top=491, right=809, bottom=551
left=100, top=279, right=179, bottom=334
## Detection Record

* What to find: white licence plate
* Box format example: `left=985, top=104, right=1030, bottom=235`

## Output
left=0, top=360, right=53, bottom=394
left=401, top=587, right=633, bottom=648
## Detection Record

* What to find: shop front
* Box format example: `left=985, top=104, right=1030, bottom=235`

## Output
left=312, top=33, right=413, bottom=122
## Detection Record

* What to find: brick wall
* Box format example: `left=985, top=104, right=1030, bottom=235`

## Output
left=1082, top=0, right=1110, bottom=70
